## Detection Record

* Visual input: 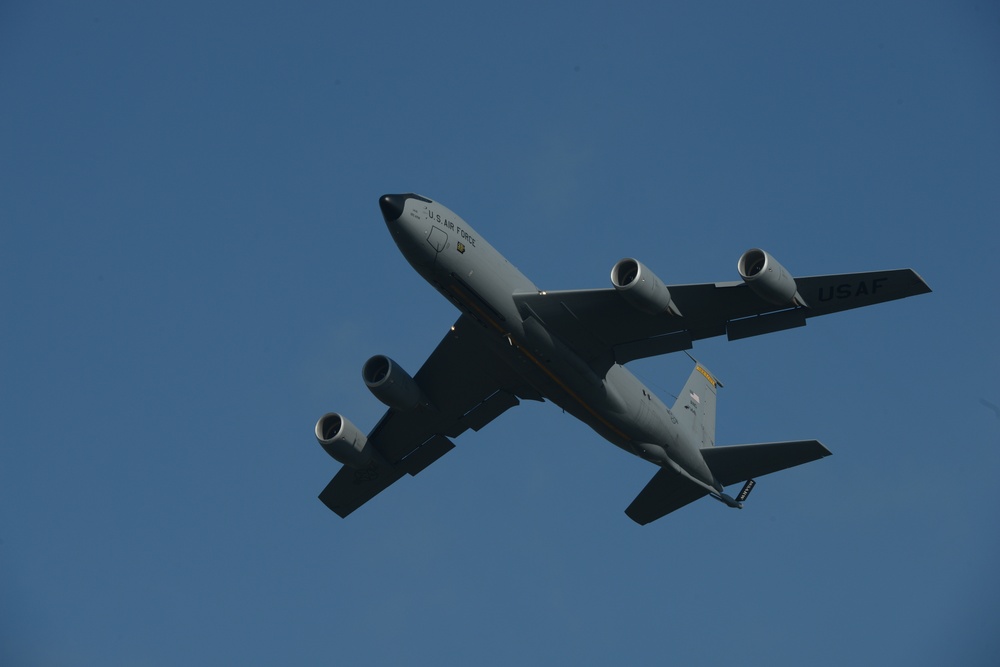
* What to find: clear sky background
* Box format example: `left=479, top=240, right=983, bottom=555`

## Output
left=2, top=2, right=999, bottom=665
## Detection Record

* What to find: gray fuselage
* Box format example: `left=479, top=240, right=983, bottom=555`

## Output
left=382, top=195, right=718, bottom=490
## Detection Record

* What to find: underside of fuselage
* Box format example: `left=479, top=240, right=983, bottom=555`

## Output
left=380, top=194, right=719, bottom=490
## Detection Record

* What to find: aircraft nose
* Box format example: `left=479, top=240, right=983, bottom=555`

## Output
left=379, top=194, right=407, bottom=223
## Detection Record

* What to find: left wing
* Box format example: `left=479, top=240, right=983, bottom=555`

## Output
left=513, top=268, right=930, bottom=371
left=319, top=314, right=536, bottom=518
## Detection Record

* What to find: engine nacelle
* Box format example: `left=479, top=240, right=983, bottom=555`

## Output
left=362, top=355, right=423, bottom=411
left=315, top=412, right=372, bottom=468
left=737, top=248, right=808, bottom=307
left=610, top=258, right=682, bottom=316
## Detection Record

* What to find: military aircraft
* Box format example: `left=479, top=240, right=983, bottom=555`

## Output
left=315, top=194, right=930, bottom=524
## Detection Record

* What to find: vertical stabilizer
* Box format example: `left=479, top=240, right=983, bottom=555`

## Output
left=672, top=364, right=721, bottom=447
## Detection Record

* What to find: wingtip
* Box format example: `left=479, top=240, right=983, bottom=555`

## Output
left=900, top=268, right=932, bottom=294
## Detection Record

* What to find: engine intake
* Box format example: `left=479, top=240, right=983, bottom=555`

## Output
left=737, top=248, right=808, bottom=307
left=362, top=355, right=424, bottom=411
left=315, top=412, right=372, bottom=468
left=610, top=258, right=682, bottom=316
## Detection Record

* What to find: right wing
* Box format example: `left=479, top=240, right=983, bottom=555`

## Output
left=513, top=268, right=930, bottom=371
left=319, top=314, right=537, bottom=518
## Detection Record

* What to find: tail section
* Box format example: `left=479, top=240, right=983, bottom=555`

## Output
left=625, top=363, right=832, bottom=525
left=625, top=439, right=831, bottom=524
left=672, top=364, right=721, bottom=447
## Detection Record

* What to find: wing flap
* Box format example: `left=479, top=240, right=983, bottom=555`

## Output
left=613, top=330, right=694, bottom=364
left=454, top=389, right=520, bottom=434
left=726, top=308, right=806, bottom=341
left=400, top=435, right=455, bottom=476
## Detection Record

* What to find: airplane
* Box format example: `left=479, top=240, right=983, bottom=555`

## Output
left=314, top=193, right=931, bottom=524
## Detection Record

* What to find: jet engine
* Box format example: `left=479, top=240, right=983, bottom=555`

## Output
left=315, top=412, right=372, bottom=468
left=362, top=355, right=423, bottom=411
left=737, top=248, right=808, bottom=307
left=610, top=258, right=682, bottom=316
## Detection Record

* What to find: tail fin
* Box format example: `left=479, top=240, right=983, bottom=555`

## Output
left=672, top=364, right=721, bottom=447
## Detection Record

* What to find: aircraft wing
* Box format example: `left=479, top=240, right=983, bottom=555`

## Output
left=513, top=268, right=930, bottom=369
left=319, top=314, right=536, bottom=518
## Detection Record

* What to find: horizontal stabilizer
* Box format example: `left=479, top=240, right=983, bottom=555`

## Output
left=625, top=466, right=708, bottom=525
left=700, top=440, right=831, bottom=487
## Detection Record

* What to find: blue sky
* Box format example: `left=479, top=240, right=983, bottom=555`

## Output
left=2, top=1, right=999, bottom=664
